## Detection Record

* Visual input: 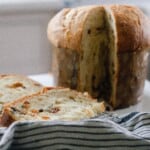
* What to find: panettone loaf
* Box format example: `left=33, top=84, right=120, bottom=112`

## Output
left=1, top=88, right=105, bottom=126
left=47, top=5, right=150, bottom=109
left=0, top=74, right=43, bottom=114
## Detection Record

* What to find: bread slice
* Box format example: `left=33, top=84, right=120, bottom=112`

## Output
left=1, top=88, right=105, bottom=126
left=0, top=74, right=43, bottom=114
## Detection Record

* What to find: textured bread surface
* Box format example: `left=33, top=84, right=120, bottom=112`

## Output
left=0, top=74, right=43, bottom=113
left=110, top=5, right=150, bottom=52
left=1, top=88, right=105, bottom=126
left=50, top=5, right=118, bottom=103
left=48, top=5, right=150, bottom=109
left=48, top=5, right=150, bottom=52
left=115, top=51, right=149, bottom=108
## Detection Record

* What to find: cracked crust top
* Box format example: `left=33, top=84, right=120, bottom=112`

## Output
left=47, top=5, right=150, bottom=52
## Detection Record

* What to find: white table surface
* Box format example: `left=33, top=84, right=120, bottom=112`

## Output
left=29, top=73, right=150, bottom=115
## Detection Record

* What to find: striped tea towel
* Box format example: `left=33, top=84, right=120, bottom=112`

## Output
left=0, top=112, right=150, bottom=150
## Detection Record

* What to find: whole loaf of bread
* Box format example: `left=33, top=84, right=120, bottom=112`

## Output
left=47, top=5, right=150, bottom=109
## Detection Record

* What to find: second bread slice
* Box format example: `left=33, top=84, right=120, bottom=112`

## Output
left=1, top=88, right=105, bottom=126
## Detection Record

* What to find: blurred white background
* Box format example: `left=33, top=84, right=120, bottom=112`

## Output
left=0, top=0, right=149, bottom=79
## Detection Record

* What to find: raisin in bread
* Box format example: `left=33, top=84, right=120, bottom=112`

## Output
left=0, top=74, right=43, bottom=114
left=1, top=88, right=105, bottom=126
left=47, top=5, right=150, bottom=109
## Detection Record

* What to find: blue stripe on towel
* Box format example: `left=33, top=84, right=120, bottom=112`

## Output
left=0, top=112, right=149, bottom=150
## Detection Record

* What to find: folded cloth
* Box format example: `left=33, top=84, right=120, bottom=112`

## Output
left=0, top=112, right=150, bottom=150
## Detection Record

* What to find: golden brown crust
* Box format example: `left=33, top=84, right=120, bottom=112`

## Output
left=47, top=6, right=102, bottom=51
left=110, top=5, right=150, bottom=52
left=48, top=5, right=150, bottom=52
left=1, top=109, right=15, bottom=127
